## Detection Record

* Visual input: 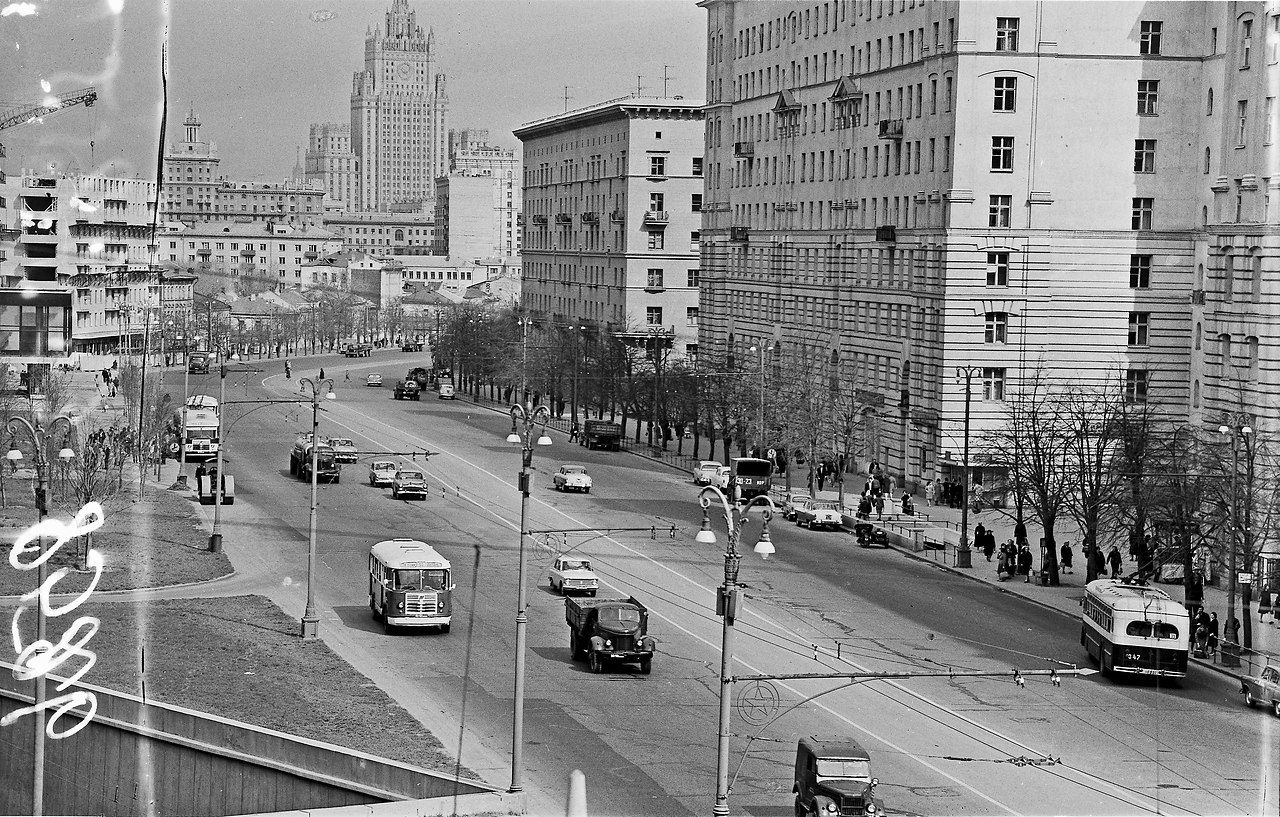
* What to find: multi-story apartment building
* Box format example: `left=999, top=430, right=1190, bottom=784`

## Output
left=211, top=180, right=325, bottom=226
left=1193, top=2, right=1279, bottom=438
left=323, top=210, right=433, bottom=254
left=304, top=123, right=357, bottom=212
left=699, top=0, right=1205, bottom=490
left=432, top=170, right=521, bottom=260
left=449, top=129, right=520, bottom=175
left=162, top=220, right=342, bottom=294
left=351, top=0, right=449, bottom=211
left=515, top=97, right=705, bottom=359
left=161, top=108, right=221, bottom=223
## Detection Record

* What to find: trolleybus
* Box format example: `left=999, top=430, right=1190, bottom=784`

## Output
left=369, top=538, right=454, bottom=634
left=1080, top=579, right=1189, bottom=678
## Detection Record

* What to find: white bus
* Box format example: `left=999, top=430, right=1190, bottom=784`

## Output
left=369, top=539, right=454, bottom=634
left=1080, top=579, right=1190, bottom=678
left=181, top=407, right=220, bottom=461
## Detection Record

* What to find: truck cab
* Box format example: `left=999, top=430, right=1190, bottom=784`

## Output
left=794, top=736, right=883, bottom=817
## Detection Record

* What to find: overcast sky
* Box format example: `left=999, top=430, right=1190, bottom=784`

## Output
left=1, top=0, right=707, bottom=183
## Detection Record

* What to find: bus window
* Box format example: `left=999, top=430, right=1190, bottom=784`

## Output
left=1126, top=621, right=1152, bottom=638
left=1154, top=622, right=1179, bottom=639
left=1126, top=620, right=1180, bottom=639
left=734, top=459, right=773, bottom=477
left=393, top=568, right=449, bottom=591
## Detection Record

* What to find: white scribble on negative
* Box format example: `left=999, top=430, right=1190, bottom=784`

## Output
left=39, top=78, right=51, bottom=93
left=0, top=3, right=38, bottom=16
left=310, top=9, right=336, bottom=22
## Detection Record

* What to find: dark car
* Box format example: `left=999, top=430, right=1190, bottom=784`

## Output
left=393, top=379, right=421, bottom=400
left=188, top=353, right=210, bottom=374
left=794, top=736, right=883, bottom=817
left=408, top=367, right=430, bottom=389
left=401, top=342, right=423, bottom=352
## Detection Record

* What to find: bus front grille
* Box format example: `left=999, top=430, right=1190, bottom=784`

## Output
left=405, top=593, right=439, bottom=616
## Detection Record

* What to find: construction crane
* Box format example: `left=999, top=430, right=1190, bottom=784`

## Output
left=0, top=86, right=97, bottom=158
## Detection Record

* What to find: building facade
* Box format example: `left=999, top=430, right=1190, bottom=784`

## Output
left=323, top=210, right=434, bottom=254
left=432, top=171, right=521, bottom=260
left=699, top=0, right=1206, bottom=489
left=515, top=97, right=705, bottom=359
left=210, top=180, right=326, bottom=226
left=351, top=0, right=449, bottom=212
left=305, top=123, right=358, bottom=212
left=160, top=109, right=221, bottom=223
left=162, top=220, right=342, bottom=294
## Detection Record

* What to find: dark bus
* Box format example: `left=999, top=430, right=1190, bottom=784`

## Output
left=730, top=457, right=774, bottom=499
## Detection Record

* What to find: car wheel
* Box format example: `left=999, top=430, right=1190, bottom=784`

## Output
left=589, top=651, right=604, bottom=674
left=383, top=619, right=394, bottom=636
left=440, top=624, right=450, bottom=634
left=555, top=579, right=563, bottom=594
left=569, top=632, right=579, bottom=660
left=588, top=590, right=596, bottom=597
left=1247, top=691, right=1257, bottom=707
left=639, top=658, right=652, bottom=675
left=392, top=488, right=398, bottom=499
left=584, top=487, right=591, bottom=494
left=1273, top=699, right=1280, bottom=719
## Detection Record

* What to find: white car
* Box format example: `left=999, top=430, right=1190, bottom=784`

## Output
left=553, top=464, right=593, bottom=493
left=366, top=373, right=383, bottom=387
left=546, top=556, right=599, bottom=596
left=368, top=459, right=397, bottom=487
left=438, top=383, right=456, bottom=399
left=391, top=469, right=428, bottom=500
left=794, top=499, right=844, bottom=531
left=781, top=491, right=813, bottom=520
left=327, top=437, right=358, bottom=464
left=714, top=466, right=732, bottom=490
left=693, top=460, right=723, bottom=486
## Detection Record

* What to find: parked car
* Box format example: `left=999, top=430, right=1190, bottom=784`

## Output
left=794, top=499, right=844, bottom=530
left=326, top=437, right=358, bottom=464
left=368, top=459, right=397, bottom=487
left=781, top=490, right=813, bottom=520
left=391, top=469, right=429, bottom=500
left=438, top=383, right=456, bottom=399
left=366, top=373, right=383, bottom=387
left=714, top=466, right=731, bottom=490
left=1241, top=665, right=1280, bottom=715
left=401, top=341, right=423, bottom=352
left=393, top=379, right=421, bottom=400
left=546, top=556, right=599, bottom=596
left=553, top=464, right=593, bottom=493
left=693, top=460, right=723, bottom=486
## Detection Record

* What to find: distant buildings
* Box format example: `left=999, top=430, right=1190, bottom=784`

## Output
left=515, top=96, right=704, bottom=359
left=350, top=0, right=449, bottom=212
left=161, top=220, right=342, bottom=295
left=161, top=109, right=221, bottom=223
left=305, top=123, right=357, bottom=212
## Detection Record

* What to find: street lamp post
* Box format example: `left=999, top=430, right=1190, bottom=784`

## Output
left=1219, top=417, right=1252, bottom=667
left=695, top=484, right=777, bottom=817
left=207, top=356, right=237, bottom=554
left=5, top=414, right=75, bottom=817
left=749, top=343, right=773, bottom=456
left=299, top=375, right=337, bottom=640
left=505, top=402, right=552, bottom=795
left=955, top=365, right=981, bottom=569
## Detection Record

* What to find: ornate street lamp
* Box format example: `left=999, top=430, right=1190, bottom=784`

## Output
left=1218, top=416, right=1252, bottom=666
left=298, top=375, right=337, bottom=640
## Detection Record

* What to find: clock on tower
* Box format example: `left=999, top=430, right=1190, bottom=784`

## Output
left=397, top=62, right=411, bottom=81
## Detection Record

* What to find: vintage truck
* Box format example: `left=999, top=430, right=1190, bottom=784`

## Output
left=793, top=736, right=884, bottom=817
left=289, top=435, right=341, bottom=483
left=565, top=596, right=655, bottom=674
left=580, top=419, right=622, bottom=451
left=196, top=466, right=234, bottom=505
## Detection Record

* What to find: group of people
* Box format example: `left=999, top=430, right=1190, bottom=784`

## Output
left=100, top=367, right=120, bottom=398
left=996, top=538, right=1036, bottom=582
left=1192, top=608, right=1222, bottom=659
left=923, top=478, right=974, bottom=509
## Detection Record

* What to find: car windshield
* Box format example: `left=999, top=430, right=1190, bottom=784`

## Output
left=562, top=559, right=591, bottom=570
left=563, top=466, right=586, bottom=474
left=814, top=502, right=840, bottom=510
left=816, top=759, right=871, bottom=780
left=398, top=472, right=424, bottom=482
left=332, top=439, right=353, bottom=447
left=790, top=494, right=812, bottom=503
left=393, top=568, right=448, bottom=591
left=599, top=607, right=642, bottom=629
left=373, top=462, right=395, bottom=471
left=1126, top=620, right=1179, bottom=639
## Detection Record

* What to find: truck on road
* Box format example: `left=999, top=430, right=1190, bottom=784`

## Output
left=580, top=419, right=622, bottom=451
left=181, top=408, right=220, bottom=461
left=289, top=435, right=341, bottom=483
left=565, top=595, right=655, bottom=674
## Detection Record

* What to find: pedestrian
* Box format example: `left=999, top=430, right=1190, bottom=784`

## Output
left=1260, top=588, right=1274, bottom=622
left=874, top=493, right=885, bottom=520
left=195, top=463, right=207, bottom=486
left=319, top=367, right=326, bottom=381
left=1209, top=612, right=1221, bottom=658
left=1014, top=519, right=1028, bottom=549
left=1107, top=545, right=1122, bottom=579
left=900, top=492, right=914, bottom=516
left=1090, top=546, right=1106, bottom=581
left=345, top=370, right=351, bottom=382
left=975, top=524, right=988, bottom=559
left=1060, top=541, right=1073, bottom=574
left=285, top=359, right=292, bottom=379
left=569, top=421, right=580, bottom=443
left=887, top=475, right=897, bottom=498
left=924, top=478, right=936, bottom=506
left=1018, top=544, right=1034, bottom=582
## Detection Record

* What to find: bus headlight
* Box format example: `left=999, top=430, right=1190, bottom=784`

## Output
left=604, top=640, right=612, bottom=649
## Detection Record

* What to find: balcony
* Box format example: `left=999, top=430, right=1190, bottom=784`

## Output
left=832, top=115, right=855, bottom=130
left=303, top=250, right=318, bottom=260
left=610, top=210, right=625, bottom=223
left=875, top=225, right=897, bottom=243
left=581, top=211, right=599, bottom=225
left=532, top=214, right=548, bottom=225
left=642, top=211, right=670, bottom=228
left=197, top=247, right=212, bottom=256
left=555, top=213, right=573, bottom=224
left=241, top=247, right=256, bottom=257
left=877, top=119, right=904, bottom=140
left=729, top=226, right=749, bottom=242
left=733, top=142, right=755, bottom=158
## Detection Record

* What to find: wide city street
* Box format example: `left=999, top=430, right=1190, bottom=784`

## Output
left=170, top=352, right=1276, bottom=817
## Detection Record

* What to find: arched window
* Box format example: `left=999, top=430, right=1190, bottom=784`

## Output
left=1207, top=88, right=1214, bottom=115
left=1220, top=333, right=1233, bottom=376
left=1203, top=205, right=1209, bottom=226
left=1205, top=147, right=1212, bottom=174
left=1224, top=253, right=1236, bottom=300
left=1193, top=379, right=1200, bottom=407
left=1195, top=322, right=1202, bottom=350
left=394, top=229, right=404, bottom=242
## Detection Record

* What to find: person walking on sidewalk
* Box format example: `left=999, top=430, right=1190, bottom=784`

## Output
left=975, top=524, right=988, bottom=559
left=1017, top=544, right=1034, bottom=582
left=1108, top=545, right=1123, bottom=579
left=924, top=478, right=936, bottom=506
left=569, top=420, right=580, bottom=443
left=1060, top=541, right=1074, bottom=574
left=983, top=533, right=996, bottom=562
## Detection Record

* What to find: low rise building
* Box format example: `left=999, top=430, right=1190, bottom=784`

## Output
left=162, top=220, right=342, bottom=295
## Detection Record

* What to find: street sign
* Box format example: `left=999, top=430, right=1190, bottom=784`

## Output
left=767, top=448, right=776, bottom=460
left=1239, top=572, right=1253, bottom=584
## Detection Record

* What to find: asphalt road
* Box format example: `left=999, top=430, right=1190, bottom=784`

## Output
left=172, top=352, right=1279, bottom=817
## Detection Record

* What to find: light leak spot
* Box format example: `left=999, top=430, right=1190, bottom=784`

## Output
left=0, top=3, right=38, bottom=17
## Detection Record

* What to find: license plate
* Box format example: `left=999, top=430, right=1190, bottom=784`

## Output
left=1133, top=667, right=1161, bottom=675
left=610, top=653, right=626, bottom=659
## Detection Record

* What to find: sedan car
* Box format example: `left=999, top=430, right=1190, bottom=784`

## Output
left=714, top=466, right=732, bottom=490
left=693, top=460, right=723, bottom=486
left=438, top=383, right=456, bottom=399
left=368, top=459, right=397, bottom=487
left=391, top=469, right=429, bottom=500
left=366, top=373, right=383, bottom=387
left=327, top=437, right=358, bottom=464
left=1241, top=665, right=1280, bottom=716
left=781, top=491, right=813, bottom=521
left=546, top=556, right=599, bottom=596
left=794, top=499, right=844, bottom=531
left=553, top=464, right=593, bottom=493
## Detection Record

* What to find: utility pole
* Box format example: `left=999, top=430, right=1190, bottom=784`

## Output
left=955, top=365, right=981, bottom=569
left=662, top=65, right=673, bottom=97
